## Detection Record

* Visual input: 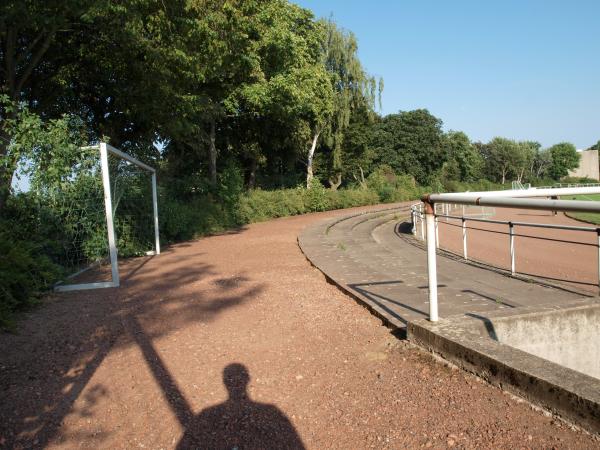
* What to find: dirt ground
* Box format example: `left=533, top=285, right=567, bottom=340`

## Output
left=435, top=207, right=600, bottom=293
left=1, top=205, right=599, bottom=449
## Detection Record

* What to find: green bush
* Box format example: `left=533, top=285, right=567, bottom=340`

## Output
left=303, top=178, right=331, bottom=212
left=438, top=178, right=504, bottom=194
left=560, top=176, right=598, bottom=185
left=160, top=194, right=239, bottom=242
left=0, top=230, right=63, bottom=330
left=0, top=168, right=427, bottom=330
left=367, top=166, right=423, bottom=202
left=238, top=188, right=306, bottom=222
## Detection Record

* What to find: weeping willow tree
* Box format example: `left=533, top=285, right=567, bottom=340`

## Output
left=306, top=18, right=382, bottom=189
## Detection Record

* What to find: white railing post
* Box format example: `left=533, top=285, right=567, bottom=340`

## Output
left=435, top=216, right=439, bottom=249
left=509, top=222, right=515, bottom=275
left=462, top=218, right=468, bottom=260
left=424, top=200, right=438, bottom=322
left=597, top=229, right=600, bottom=291
left=420, top=211, right=425, bottom=240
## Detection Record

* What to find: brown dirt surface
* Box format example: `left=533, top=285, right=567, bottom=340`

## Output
left=1, top=205, right=598, bottom=449
left=436, top=208, right=600, bottom=293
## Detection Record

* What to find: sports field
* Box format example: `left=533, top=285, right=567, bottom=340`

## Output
left=566, top=193, right=600, bottom=224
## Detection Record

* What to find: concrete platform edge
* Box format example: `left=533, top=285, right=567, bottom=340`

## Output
left=407, top=319, right=600, bottom=435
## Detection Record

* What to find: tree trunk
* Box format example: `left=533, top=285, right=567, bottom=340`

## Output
left=208, top=119, right=217, bottom=186
left=359, top=166, right=366, bottom=188
left=0, top=162, right=11, bottom=214
left=517, top=168, right=524, bottom=183
left=328, top=173, right=342, bottom=190
left=247, top=158, right=257, bottom=190
left=501, top=167, right=506, bottom=185
left=306, top=131, right=319, bottom=188
left=0, top=119, right=16, bottom=214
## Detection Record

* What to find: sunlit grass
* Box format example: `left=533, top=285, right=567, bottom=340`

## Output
left=566, top=194, right=600, bottom=224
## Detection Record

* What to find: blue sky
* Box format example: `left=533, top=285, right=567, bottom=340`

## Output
left=293, top=0, right=600, bottom=149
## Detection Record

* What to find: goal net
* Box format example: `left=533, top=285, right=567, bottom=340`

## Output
left=52, top=143, right=160, bottom=291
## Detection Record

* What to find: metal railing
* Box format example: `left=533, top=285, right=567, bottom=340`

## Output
left=410, top=189, right=600, bottom=322
left=412, top=209, right=600, bottom=279
left=537, top=182, right=600, bottom=189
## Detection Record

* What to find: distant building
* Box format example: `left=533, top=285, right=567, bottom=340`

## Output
left=568, top=149, right=599, bottom=180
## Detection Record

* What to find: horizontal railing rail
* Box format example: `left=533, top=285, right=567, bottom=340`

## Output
left=409, top=190, right=600, bottom=322
left=437, top=214, right=599, bottom=232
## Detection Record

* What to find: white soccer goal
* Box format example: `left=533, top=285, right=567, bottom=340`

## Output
left=54, top=143, right=160, bottom=292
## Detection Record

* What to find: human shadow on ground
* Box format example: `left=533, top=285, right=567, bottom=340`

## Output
left=125, top=313, right=304, bottom=449
left=177, top=364, right=305, bottom=450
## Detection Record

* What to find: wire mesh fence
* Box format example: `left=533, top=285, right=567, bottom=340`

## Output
left=35, top=145, right=159, bottom=289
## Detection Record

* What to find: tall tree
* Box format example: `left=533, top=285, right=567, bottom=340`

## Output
left=548, top=142, right=580, bottom=179
left=443, top=131, right=482, bottom=182
left=313, top=19, right=380, bottom=189
left=0, top=0, right=90, bottom=210
left=480, top=137, right=523, bottom=184
left=514, top=141, right=540, bottom=182
left=371, top=109, right=446, bottom=185
left=0, top=0, right=193, bottom=210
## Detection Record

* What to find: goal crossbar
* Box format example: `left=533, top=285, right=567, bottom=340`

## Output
left=54, top=142, right=160, bottom=292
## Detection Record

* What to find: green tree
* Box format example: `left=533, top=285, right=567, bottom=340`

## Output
left=0, top=0, right=193, bottom=209
left=165, top=0, right=333, bottom=189
left=315, top=19, right=381, bottom=189
left=548, top=142, right=580, bottom=179
left=530, top=146, right=552, bottom=180
left=0, top=96, right=86, bottom=196
left=338, top=106, right=377, bottom=187
left=443, top=131, right=482, bottom=182
left=480, top=137, right=523, bottom=184
left=371, top=109, right=446, bottom=185
left=0, top=0, right=90, bottom=210
left=515, top=141, right=540, bottom=182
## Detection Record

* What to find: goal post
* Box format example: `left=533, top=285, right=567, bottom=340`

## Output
left=54, top=142, right=160, bottom=292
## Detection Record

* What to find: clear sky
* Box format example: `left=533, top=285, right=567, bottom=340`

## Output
left=293, top=0, right=600, bottom=149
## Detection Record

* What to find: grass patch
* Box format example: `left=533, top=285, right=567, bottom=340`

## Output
left=565, top=194, right=600, bottom=225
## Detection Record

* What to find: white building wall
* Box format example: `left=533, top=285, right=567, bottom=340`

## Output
left=568, top=150, right=599, bottom=180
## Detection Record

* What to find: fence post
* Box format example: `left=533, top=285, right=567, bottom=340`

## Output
left=462, top=218, right=468, bottom=260
left=597, top=229, right=600, bottom=291
left=435, top=216, right=439, bottom=249
left=424, top=199, right=438, bottom=322
left=509, top=222, right=515, bottom=275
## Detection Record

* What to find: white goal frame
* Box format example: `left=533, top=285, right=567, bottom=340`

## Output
left=54, top=142, right=160, bottom=292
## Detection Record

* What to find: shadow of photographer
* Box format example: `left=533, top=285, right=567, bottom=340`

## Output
left=177, top=363, right=304, bottom=450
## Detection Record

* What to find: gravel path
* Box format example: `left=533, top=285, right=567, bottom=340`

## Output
left=1, top=206, right=598, bottom=449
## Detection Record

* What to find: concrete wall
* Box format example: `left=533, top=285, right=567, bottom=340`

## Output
left=488, top=307, right=600, bottom=379
left=568, top=150, right=599, bottom=180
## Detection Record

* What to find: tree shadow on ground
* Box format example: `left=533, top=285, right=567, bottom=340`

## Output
left=0, top=236, right=266, bottom=448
